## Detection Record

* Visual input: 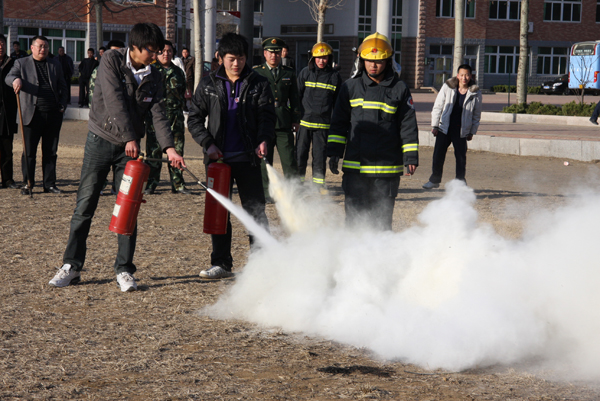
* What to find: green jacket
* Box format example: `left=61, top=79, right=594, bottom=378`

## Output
left=253, top=62, right=300, bottom=130
left=146, top=62, right=186, bottom=136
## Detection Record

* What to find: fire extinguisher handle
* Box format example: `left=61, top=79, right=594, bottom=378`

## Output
left=182, top=167, right=209, bottom=190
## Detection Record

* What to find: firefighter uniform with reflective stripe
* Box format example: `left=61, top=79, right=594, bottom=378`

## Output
left=327, top=68, right=419, bottom=229
left=297, top=60, right=342, bottom=186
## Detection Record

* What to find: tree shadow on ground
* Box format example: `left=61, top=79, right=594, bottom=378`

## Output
left=317, top=365, right=394, bottom=377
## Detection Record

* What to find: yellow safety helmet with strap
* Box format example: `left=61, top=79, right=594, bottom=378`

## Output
left=311, top=42, right=333, bottom=57
left=357, top=32, right=394, bottom=61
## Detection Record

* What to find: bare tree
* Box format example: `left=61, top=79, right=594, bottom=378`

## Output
left=453, top=0, right=464, bottom=76
left=516, top=0, right=529, bottom=104
left=291, top=0, right=345, bottom=43
left=569, top=55, right=599, bottom=104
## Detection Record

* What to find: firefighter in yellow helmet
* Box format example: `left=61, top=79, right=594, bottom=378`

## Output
left=327, top=33, right=419, bottom=230
left=296, top=42, right=342, bottom=193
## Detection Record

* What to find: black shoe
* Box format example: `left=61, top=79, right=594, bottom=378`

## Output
left=144, top=187, right=155, bottom=195
left=8, top=181, right=19, bottom=189
left=172, top=188, right=191, bottom=195
left=43, top=186, right=62, bottom=194
left=590, top=118, right=598, bottom=125
left=20, top=185, right=31, bottom=195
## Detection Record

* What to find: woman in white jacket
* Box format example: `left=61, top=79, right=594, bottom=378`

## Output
left=423, top=64, right=482, bottom=189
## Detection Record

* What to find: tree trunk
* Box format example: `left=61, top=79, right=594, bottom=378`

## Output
left=166, top=0, right=176, bottom=43
left=516, top=0, right=529, bottom=104
left=193, top=0, right=203, bottom=91
left=179, top=0, right=186, bottom=51
left=316, top=0, right=326, bottom=43
left=453, top=0, right=464, bottom=76
left=95, top=0, right=103, bottom=51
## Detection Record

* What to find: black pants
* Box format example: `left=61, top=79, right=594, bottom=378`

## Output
left=211, top=161, right=269, bottom=270
left=21, top=110, right=63, bottom=188
left=64, top=75, right=72, bottom=104
left=0, top=134, right=14, bottom=186
left=342, top=173, right=400, bottom=231
left=429, top=128, right=467, bottom=184
left=296, top=126, right=328, bottom=185
left=592, top=100, right=600, bottom=121
left=79, top=79, right=90, bottom=106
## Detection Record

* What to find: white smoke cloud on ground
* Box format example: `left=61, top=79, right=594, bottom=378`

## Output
left=205, top=171, right=600, bottom=379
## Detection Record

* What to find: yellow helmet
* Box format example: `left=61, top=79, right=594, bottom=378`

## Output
left=311, top=42, right=333, bottom=57
left=357, top=32, right=393, bottom=60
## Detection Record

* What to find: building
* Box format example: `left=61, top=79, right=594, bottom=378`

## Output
left=261, top=0, right=600, bottom=90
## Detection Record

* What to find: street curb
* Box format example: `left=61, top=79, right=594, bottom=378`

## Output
left=481, top=111, right=594, bottom=127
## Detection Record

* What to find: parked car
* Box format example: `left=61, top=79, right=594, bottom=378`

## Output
left=540, top=74, right=570, bottom=95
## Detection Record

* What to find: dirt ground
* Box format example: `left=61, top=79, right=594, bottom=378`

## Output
left=2, top=121, right=600, bottom=400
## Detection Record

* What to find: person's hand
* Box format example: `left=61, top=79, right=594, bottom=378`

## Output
left=12, top=78, right=22, bottom=94
left=125, top=140, right=140, bottom=158
left=166, top=148, right=186, bottom=169
left=292, top=123, right=300, bottom=133
left=206, top=144, right=222, bottom=160
left=405, top=164, right=417, bottom=176
left=466, top=134, right=473, bottom=141
left=329, top=156, right=340, bottom=174
left=255, top=141, right=268, bottom=158
left=432, top=128, right=438, bottom=137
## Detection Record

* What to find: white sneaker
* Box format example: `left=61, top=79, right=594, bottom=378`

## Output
left=199, top=266, right=234, bottom=280
left=49, top=264, right=81, bottom=287
left=116, top=272, right=137, bottom=292
left=422, top=181, right=440, bottom=190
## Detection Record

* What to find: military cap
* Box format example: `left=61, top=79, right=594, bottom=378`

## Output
left=262, top=37, right=286, bottom=52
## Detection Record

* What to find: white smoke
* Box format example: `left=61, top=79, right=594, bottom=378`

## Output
left=205, top=175, right=600, bottom=379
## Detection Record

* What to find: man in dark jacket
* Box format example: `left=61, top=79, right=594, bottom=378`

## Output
left=297, top=42, right=342, bottom=193
left=0, top=34, right=18, bottom=189
left=327, top=33, right=419, bottom=230
left=188, top=33, right=276, bottom=280
left=57, top=46, right=74, bottom=104
left=10, top=42, right=26, bottom=59
left=78, top=48, right=98, bottom=107
left=48, top=23, right=185, bottom=292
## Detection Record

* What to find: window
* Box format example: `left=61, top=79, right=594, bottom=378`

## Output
left=536, top=47, right=568, bottom=74
left=103, top=31, right=127, bottom=46
left=358, top=0, right=372, bottom=41
left=217, top=0, right=237, bottom=11
left=436, top=0, right=476, bottom=18
left=18, top=27, right=86, bottom=61
left=280, top=25, right=334, bottom=35
left=391, top=0, right=402, bottom=64
left=489, top=0, right=521, bottom=20
left=484, top=45, right=519, bottom=73
left=463, top=45, right=478, bottom=74
left=254, top=0, right=263, bottom=12
left=327, top=40, right=340, bottom=65
left=253, top=25, right=262, bottom=39
left=543, top=0, right=581, bottom=22
left=597, top=1, right=600, bottom=22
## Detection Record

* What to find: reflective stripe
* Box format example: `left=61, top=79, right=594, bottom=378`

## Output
left=300, top=120, right=331, bottom=129
left=312, top=177, right=325, bottom=184
left=305, top=81, right=337, bottom=91
left=328, top=135, right=347, bottom=144
left=342, top=160, right=403, bottom=174
left=300, top=177, right=306, bottom=182
left=402, top=143, right=419, bottom=152
left=350, top=98, right=397, bottom=114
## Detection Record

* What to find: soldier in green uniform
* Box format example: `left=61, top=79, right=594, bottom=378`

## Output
left=144, top=40, right=189, bottom=194
left=253, top=37, right=301, bottom=201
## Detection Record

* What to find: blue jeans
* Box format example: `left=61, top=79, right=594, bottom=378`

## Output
left=63, top=131, right=137, bottom=275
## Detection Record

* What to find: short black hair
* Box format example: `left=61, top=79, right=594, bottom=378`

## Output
left=217, top=33, right=249, bottom=59
left=129, top=22, right=165, bottom=53
left=107, top=40, right=125, bottom=49
left=99, top=46, right=106, bottom=52
left=283, top=44, right=289, bottom=50
left=12, top=41, right=19, bottom=46
left=163, top=40, right=173, bottom=49
left=88, top=48, right=95, bottom=53
left=0, top=35, right=6, bottom=45
left=31, top=35, right=49, bottom=45
left=182, top=47, right=189, bottom=52
left=457, top=64, right=472, bottom=74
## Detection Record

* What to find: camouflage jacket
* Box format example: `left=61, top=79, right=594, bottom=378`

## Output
left=88, top=66, right=98, bottom=105
left=146, top=62, right=186, bottom=135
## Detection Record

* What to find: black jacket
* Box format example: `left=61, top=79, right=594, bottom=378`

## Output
left=187, top=64, right=276, bottom=165
left=327, top=69, right=419, bottom=177
left=79, top=57, right=99, bottom=81
left=0, top=55, right=17, bottom=136
left=297, top=61, right=342, bottom=128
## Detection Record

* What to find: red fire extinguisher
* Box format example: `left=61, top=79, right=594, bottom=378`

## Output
left=109, top=156, right=150, bottom=236
left=204, top=159, right=231, bottom=235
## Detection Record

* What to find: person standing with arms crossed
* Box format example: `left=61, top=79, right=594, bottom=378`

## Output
left=422, top=64, right=482, bottom=189
left=253, top=37, right=300, bottom=202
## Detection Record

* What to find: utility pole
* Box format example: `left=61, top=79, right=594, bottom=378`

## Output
left=95, top=0, right=103, bottom=51
left=204, top=0, right=216, bottom=62
left=453, top=0, right=464, bottom=76
left=375, top=0, right=392, bottom=40
left=0, top=0, right=4, bottom=35
left=516, top=0, right=529, bottom=104
left=239, top=0, right=254, bottom=57
left=193, top=0, right=203, bottom=91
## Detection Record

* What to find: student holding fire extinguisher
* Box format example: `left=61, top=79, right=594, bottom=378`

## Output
left=49, top=23, right=186, bottom=292
left=187, top=32, right=276, bottom=280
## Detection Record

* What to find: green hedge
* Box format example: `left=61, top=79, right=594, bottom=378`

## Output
left=491, top=85, right=540, bottom=94
left=502, top=101, right=596, bottom=116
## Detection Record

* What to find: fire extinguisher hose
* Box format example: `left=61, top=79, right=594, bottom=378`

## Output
left=141, top=155, right=209, bottom=191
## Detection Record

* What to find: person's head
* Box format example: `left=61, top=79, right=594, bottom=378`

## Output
left=310, top=42, right=333, bottom=69
left=182, top=47, right=189, bottom=58
left=58, top=46, right=65, bottom=56
left=0, top=35, right=6, bottom=59
left=12, top=41, right=20, bottom=52
left=217, top=33, right=249, bottom=80
left=87, top=48, right=95, bottom=58
left=98, top=46, right=106, bottom=57
left=262, top=37, right=285, bottom=68
left=106, top=39, right=125, bottom=50
left=30, top=35, right=50, bottom=61
left=211, top=57, right=219, bottom=71
left=456, top=64, right=473, bottom=87
left=157, top=40, right=174, bottom=67
left=357, top=32, right=393, bottom=80
left=128, top=22, right=165, bottom=67
left=281, top=44, right=289, bottom=58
